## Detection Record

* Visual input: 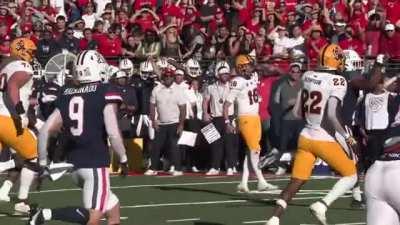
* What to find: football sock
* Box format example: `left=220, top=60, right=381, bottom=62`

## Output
left=352, top=185, right=362, bottom=201
left=322, top=174, right=357, bottom=206
left=0, top=160, right=15, bottom=173
left=241, top=156, right=249, bottom=185
left=46, top=207, right=89, bottom=224
left=0, top=180, right=13, bottom=196
left=249, top=151, right=267, bottom=184
left=17, top=167, right=36, bottom=200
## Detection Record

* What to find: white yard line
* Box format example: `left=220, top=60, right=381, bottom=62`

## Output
left=300, top=223, right=365, bottom=225
left=243, top=220, right=267, bottom=224
left=27, top=177, right=300, bottom=194
left=166, top=218, right=201, bottom=223
left=120, top=195, right=351, bottom=209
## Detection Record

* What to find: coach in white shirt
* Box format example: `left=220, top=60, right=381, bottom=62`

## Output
left=146, top=68, right=186, bottom=176
left=203, top=62, right=238, bottom=176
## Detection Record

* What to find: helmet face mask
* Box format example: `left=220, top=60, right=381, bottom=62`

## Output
left=343, top=49, right=363, bottom=72
left=235, top=55, right=253, bottom=76
left=140, top=60, right=154, bottom=80
left=185, top=59, right=201, bottom=78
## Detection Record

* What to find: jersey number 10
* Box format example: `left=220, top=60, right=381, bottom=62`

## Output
left=301, top=90, right=322, bottom=115
left=69, top=96, right=84, bottom=136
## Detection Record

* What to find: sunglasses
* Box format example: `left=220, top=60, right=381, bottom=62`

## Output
left=67, top=32, right=74, bottom=35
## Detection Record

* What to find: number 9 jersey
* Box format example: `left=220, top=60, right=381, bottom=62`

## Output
left=300, top=71, right=347, bottom=141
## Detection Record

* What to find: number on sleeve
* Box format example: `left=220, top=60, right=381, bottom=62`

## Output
left=247, top=88, right=259, bottom=105
left=333, top=77, right=345, bottom=86
left=301, top=90, right=322, bottom=115
left=69, top=96, right=84, bottom=136
left=0, top=73, right=7, bottom=92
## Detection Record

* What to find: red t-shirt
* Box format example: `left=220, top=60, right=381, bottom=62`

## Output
left=385, top=0, right=400, bottom=24
left=209, top=18, right=226, bottom=33
left=0, top=15, right=15, bottom=33
left=79, top=38, right=90, bottom=50
left=97, top=36, right=123, bottom=58
left=379, top=32, right=400, bottom=59
left=339, top=38, right=365, bottom=56
left=307, top=37, right=328, bottom=61
left=365, top=30, right=381, bottom=57
left=237, top=0, right=254, bottom=24
left=245, top=19, right=261, bottom=34
left=134, top=14, right=156, bottom=32
left=258, top=76, right=279, bottom=120
left=134, top=0, right=157, bottom=11
left=161, top=4, right=183, bottom=21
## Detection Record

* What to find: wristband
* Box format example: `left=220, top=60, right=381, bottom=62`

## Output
left=15, top=101, right=25, bottom=115
left=224, top=119, right=230, bottom=124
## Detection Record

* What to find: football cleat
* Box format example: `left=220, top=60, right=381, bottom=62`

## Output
left=309, top=201, right=328, bottom=225
left=14, top=201, right=30, bottom=215
left=257, top=182, right=278, bottom=191
left=226, top=168, right=234, bottom=176
left=237, top=183, right=250, bottom=193
left=265, top=216, right=280, bottom=225
left=171, top=171, right=183, bottom=176
left=144, top=169, right=158, bottom=176
left=206, top=168, right=220, bottom=176
left=258, top=149, right=279, bottom=169
left=28, top=204, right=44, bottom=225
left=274, top=167, right=287, bottom=176
left=191, top=166, right=200, bottom=173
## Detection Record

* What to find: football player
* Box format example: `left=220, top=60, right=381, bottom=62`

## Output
left=223, top=55, right=278, bottom=192
left=265, top=44, right=358, bottom=225
left=0, top=38, right=43, bottom=214
left=29, top=50, right=129, bottom=225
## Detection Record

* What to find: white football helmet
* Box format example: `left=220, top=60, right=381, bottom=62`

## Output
left=74, top=50, right=108, bottom=83
left=115, top=70, right=128, bottom=79
left=343, top=49, right=363, bottom=72
left=185, top=58, right=202, bottom=78
left=215, top=60, right=230, bottom=78
left=139, top=60, right=155, bottom=80
left=108, top=65, right=120, bottom=77
left=119, top=58, right=134, bottom=77
left=156, top=57, right=169, bottom=70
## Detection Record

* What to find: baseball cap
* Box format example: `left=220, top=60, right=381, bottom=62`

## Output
left=290, top=62, right=302, bottom=70
left=217, top=66, right=230, bottom=74
left=385, top=23, right=395, bottom=31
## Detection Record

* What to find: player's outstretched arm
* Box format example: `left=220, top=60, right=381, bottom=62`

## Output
left=104, top=104, right=128, bottom=164
left=38, top=109, right=63, bottom=166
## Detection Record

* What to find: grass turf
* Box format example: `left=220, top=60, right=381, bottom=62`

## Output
left=0, top=175, right=365, bottom=225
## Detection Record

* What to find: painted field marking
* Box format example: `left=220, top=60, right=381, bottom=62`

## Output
left=166, top=218, right=201, bottom=223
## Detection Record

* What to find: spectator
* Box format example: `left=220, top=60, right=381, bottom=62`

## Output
left=379, top=23, right=400, bottom=59
left=92, top=20, right=105, bottom=38
left=255, top=34, right=273, bottom=62
left=269, top=26, right=291, bottom=58
left=123, top=34, right=142, bottom=57
left=97, top=26, right=123, bottom=60
left=53, top=15, right=67, bottom=40
left=339, top=25, right=365, bottom=56
left=138, top=29, right=161, bottom=59
left=199, top=0, right=218, bottom=25
left=36, top=29, right=62, bottom=66
left=68, top=19, right=85, bottom=39
left=0, top=5, right=17, bottom=33
left=59, top=28, right=80, bottom=54
left=245, top=8, right=264, bottom=34
left=148, top=69, right=186, bottom=176
left=0, top=22, right=9, bottom=40
left=0, top=35, right=11, bottom=57
left=160, top=24, right=181, bottom=60
left=364, top=13, right=383, bottom=57
left=79, top=28, right=97, bottom=50
left=203, top=62, right=238, bottom=175
left=271, top=62, right=304, bottom=175
left=130, top=7, right=160, bottom=33
left=306, top=26, right=328, bottom=65
left=208, top=7, right=226, bottom=33
left=81, top=2, right=98, bottom=29
left=100, top=9, right=113, bottom=32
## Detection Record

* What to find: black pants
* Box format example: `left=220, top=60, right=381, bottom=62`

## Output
left=279, top=119, right=304, bottom=153
left=364, top=129, right=386, bottom=170
left=209, top=117, right=238, bottom=169
left=151, top=123, right=181, bottom=171
left=180, top=119, right=202, bottom=169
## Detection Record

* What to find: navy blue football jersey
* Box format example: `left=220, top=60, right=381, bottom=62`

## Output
left=55, top=82, right=121, bottom=168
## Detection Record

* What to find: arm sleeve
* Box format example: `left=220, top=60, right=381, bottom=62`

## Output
left=104, top=104, right=128, bottom=163
left=38, top=109, right=63, bottom=166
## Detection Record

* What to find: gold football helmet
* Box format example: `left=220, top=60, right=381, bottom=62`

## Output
left=319, top=44, right=345, bottom=71
left=235, top=54, right=253, bottom=74
left=10, top=38, right=37, bottom=63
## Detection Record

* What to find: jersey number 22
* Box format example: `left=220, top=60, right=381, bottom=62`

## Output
left=301, top=90, right=322, bottom=115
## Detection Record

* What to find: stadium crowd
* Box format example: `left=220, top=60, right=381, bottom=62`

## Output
left=0, top=0, right=400, bottom=177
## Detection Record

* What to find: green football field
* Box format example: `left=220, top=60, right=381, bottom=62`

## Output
left=0, top=174, right=365, bottom=225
